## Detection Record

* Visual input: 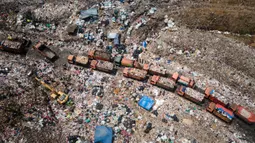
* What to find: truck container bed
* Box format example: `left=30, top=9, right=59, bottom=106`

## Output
left=0, top=39, right=30, bottom=54
left=123, top=68, right=147, bottom=80
left=143, top=64, right=167, bottom=76
left=91, top=60, right=114, bottom=73
left=68, top=55, right=89, bottom=66
left=177, top=86, right=204, bottom=104
left=88, top=50, right=111, bottom=61
left=207, top=102, right=234, bottom=123
left=185, top=87, right=205, bottom=103
left=150, top=75, right=175, bottom=91
left=33, top=42, right=57, bottom=60
left=204, top=87, right=226, bottom=107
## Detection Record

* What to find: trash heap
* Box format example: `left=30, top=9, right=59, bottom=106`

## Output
left=0, top=0, right=255, bottom=143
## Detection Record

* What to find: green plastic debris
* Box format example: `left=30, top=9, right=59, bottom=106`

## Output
left=67, top=113, right=71, bottom=118
left=27, top=19, right=31, bottom=22
left=114, top=9, right=119, bottom=17
left=46, top=23, right=51, bottom=28
left=66, top=99, right=74, bottom=106
left=185, top=108, right=191, bottom=113
left=85, top=119, right=91, bottom=123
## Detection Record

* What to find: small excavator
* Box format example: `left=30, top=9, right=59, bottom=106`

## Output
left=35, top=77, right=69, bottom=104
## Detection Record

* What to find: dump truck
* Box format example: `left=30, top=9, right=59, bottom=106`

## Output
left=90, top=60, right=114, bottom=73
left=123, top=68, right=147, bottom=81
left=0, top=39, right=31, bottom=54
left=230, top=104, right=255, bottom=124
left=114, top=55, right=133, bottom=67
left=177, top=86, right=205, bottom=104
left=207, top=102, right=234, bottom=123
left=35, top=77, right=69, bottom=104
left=205, top=87, right=226, bottom=107
left=143, top=64, right=167, bottom=76
left=150, top=75, right=176, bottom=91
left=67, top=55, right=89, bottom=66
left=33, top=42, right=58, bottom=61
left=114, top=55, right=141, bottom=68
left=88, top=50, right=111, bottom=61
left=172, top=72, right=195, bottom=88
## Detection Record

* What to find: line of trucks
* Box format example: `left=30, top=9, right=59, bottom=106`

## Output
left=1, top=40, right=254, bottom=124
left=66, top=50, right=255, bottom=124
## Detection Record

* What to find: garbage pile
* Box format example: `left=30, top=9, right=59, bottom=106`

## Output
left=0, top=0, right=255, bottom=143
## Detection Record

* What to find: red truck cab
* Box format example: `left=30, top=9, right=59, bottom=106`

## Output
left=230, top=104, right=255, bottom=124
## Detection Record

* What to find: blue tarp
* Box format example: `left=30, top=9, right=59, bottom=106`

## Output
left=182, top=87, right=186, bottom=92
left=94, top=126, right=113, bottom=143
left=114, top=37, right=120, bottom=45
left=210, top=89, right=215, bottom=95
left=107, top=33, right=120, bottom=45
left=142, top=41, right=147, bottom=48
left=138, top=96, right=155, bottom=111
left=216, top=108, right=234, bottom=120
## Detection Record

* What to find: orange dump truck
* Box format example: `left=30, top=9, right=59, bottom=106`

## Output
left=143, top=64, right=167, bottom=76
left=230, top=104, right=255, bottom=124
left=177, top=86, right=205, bottom=104
left=205, top=87, right=226, bottom=107
left=123, top=68, right=147, bottom=81
left=150, top=75, right=176, bottom=91
left=67, top=55, right=89, bottom=66
left=172, top=72, right=195, bottom=88
left=90, top=60, right=114, bottom=73
left=88, top=50, right=111, bottom=61
left=207, top=102, right=234, bottom=123
left=114, top=55, right=140, bottom=68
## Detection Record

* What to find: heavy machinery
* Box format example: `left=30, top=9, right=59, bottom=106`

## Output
left=207, top=102, right=234, bottom=123
left=88, top=50, right=111, bottom=61
left=205, top=87, right=226, bottom=107
left=33, top=42, right=58, bottom=61
left=114, top=55, right=134, bottom=67
left=90, top=60, right=114, bottom=73
left=150, top=75, right=176, bottom=91
left=114, top=55, right=140, bottom=68
left=177, top=86, right=205, bottom=104
left=68, top=55, right=89, bottom=66
left=172, top=72, right=195, bottom=88
left=143, top=64, right=167, bottom=76
left=230, top=104, right=255, bottom=124
left=35, top=77, right=69, bottom=104
left=123, top=68, right=147, bottom=81
left=0, top=39, right=31, bottom=54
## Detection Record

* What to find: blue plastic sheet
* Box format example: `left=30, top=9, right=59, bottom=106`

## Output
left=138, top=96, right=155, bottom=111
left=94, top=126, right=113, bottom=143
